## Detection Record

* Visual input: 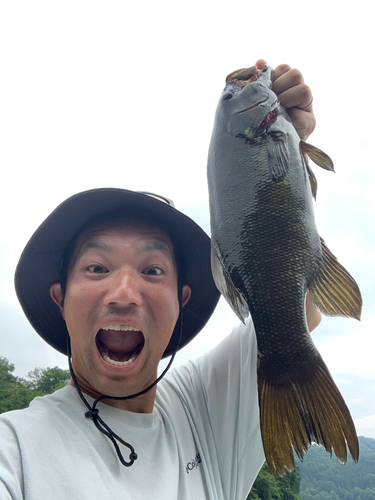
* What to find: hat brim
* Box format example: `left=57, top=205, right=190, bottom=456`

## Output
left=15, top=188, right=220, bottom=358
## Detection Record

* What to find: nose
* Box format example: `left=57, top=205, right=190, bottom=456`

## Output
left=103, top=270, right=143, bottom=307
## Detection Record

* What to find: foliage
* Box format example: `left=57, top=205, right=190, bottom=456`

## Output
left=0, top=356, right=70, bottom=414
left=26, top=365, right=70, bottom=393
left=298, top=437, right=375, bottom=500
left=247, top=437, right=375, bottom=499
left=248, top=462, right=301, bottom=499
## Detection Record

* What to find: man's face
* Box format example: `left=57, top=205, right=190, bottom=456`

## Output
left=50, top=220, right=191, bottom=410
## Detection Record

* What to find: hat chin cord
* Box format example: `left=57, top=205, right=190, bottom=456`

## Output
left=67, top=296, right=183, bottom=468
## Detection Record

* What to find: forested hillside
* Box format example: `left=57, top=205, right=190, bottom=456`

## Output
left=298, top=436, right=375, bottom=499
left=248, top=437, right=375, bottom=500
left=248, top=462, right=301, bottom=499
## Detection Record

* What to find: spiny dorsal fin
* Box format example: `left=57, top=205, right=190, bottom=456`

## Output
left=300, top=141, right=335, bottom=172
left=309, top=238, right=362, bottom=320
left=210, top=245, right=249, bottom=323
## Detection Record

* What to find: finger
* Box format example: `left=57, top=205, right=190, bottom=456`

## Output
left=272, top=68, right=305, bottom=96
left=277, top=84, right=313, bottom=111
left=255, top=59, right=267, bottom=70
left=273, top=64, right=292, bottom=81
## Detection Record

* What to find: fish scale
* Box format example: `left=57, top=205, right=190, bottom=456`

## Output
left=207, top=64, right=362, bottom=475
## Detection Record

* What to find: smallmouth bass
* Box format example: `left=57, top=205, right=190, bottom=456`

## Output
left=207, top=65, right=362, bottom=475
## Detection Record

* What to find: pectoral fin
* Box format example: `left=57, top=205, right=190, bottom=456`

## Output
left=210, top=244, right=249, bottom=323
left=309, top=238, right=362, bottom=320
left=267, top=131, right=290, bottom=182
left=300, top=141, right=335, bottom=172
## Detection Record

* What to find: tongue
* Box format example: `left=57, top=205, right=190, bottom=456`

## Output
left=98, top=329, right=144, bottom=353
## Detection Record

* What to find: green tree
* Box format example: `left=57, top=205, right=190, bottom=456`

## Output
left=248, top=462, right=301, bottom=499
left=298, top=438, right=375, bottom=499
left=26, top=366, right=70, bottom=393
left=0, top=357, right=70, bottom=414
left=276, top=463, right=301, bottom=499
left=248, top=463, right=281, bottom=500
left=0, top=357, right=35, bottom=413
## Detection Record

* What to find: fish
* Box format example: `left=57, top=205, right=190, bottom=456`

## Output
left=207, top=65, right=362, bottom=476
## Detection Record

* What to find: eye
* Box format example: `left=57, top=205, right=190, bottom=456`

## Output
left=142, top=266, right=163, bottom=277
left=86, top=264, right=109, bottom=274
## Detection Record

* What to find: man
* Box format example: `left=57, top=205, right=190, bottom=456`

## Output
left=0, top=62, right=319, bottom=499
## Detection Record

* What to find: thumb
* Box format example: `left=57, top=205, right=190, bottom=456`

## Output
left=255, top=59, right=267, bottom=69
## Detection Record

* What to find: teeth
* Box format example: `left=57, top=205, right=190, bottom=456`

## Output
left=99, top=345, right=139, bottom=366
left=101, top=325, right=140, bottom=332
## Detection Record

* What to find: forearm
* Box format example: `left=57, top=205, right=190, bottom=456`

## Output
left=306, top=293, right=321, bottom=332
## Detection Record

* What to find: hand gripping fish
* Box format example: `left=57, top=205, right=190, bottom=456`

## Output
left=207, top=65, right=362, bottom=475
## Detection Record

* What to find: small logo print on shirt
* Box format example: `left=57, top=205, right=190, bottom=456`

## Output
left=185, top=452, right=202, bottom=474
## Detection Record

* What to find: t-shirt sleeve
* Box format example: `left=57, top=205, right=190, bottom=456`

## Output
left=199, top=321, right=265, bottom=495
left=167, top=320, right=265, bottom=499
left=0, top=417, right=24, bottom=500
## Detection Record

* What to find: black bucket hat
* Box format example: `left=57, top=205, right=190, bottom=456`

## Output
left=15, top=188, right=220, bottom=358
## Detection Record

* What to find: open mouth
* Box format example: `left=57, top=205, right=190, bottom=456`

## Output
left=96, top=325, right=145, bottom=367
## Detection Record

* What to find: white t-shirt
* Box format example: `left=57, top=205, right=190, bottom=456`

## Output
left=0, top=321, right=264, bottom=500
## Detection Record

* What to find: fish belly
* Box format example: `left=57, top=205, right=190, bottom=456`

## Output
left=209, top=127, right=320, bottom=348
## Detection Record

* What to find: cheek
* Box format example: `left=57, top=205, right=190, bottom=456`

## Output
left=63, top=283, right=97, bottom=332
left=154, top=288, right=180, bottom=327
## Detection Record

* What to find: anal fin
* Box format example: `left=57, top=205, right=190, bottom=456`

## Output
left=309, top=238, right=362, bottom=320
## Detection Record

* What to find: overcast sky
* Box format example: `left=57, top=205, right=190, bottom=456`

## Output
left=1, top=1, right=374, bottom=444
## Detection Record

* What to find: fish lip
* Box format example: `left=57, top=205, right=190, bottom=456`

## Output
left=238, top=97, right=269, bottom=115
left=238, top=95, right=279, bottom=117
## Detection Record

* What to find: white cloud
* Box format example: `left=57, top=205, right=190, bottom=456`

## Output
left=354, top=415, right=375, bottom=440
left=316, top=316, right=375, bottom=378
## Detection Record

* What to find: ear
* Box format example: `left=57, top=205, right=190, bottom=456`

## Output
left=49, top=282, right=65, bottom=319
left=181, top=284, right=192, bottom=308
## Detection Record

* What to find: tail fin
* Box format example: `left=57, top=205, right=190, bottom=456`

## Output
left=258, top=356, right=359, bottom=476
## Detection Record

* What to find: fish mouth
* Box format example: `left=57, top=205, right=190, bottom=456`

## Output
left=95, top=325, right=145, bottom=367
left=238, top=97, right=269, bottom=115
left=257, top=110, right=278, bottom=130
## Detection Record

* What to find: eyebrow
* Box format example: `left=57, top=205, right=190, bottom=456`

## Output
left=79, top=240, right=111, bottom=253
left=143, top=239, right=171, bottom=253
left=79, top=237, right=173, bottom=257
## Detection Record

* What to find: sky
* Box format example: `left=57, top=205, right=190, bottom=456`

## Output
left=1, top=0, right=374, bottom=445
